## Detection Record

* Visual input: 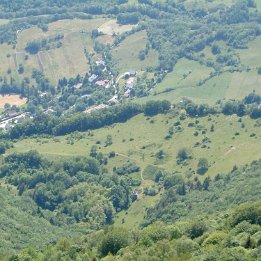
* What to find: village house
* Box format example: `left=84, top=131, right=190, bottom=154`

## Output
left=4, top=123, right=13, bottom=130
left=88, top=74, right=98, bottom=83
left=123, top=89, right=132, bottom=98
left=73, top=83, right=83, bottom=89
left=132, top=190, right=139, bottom=201
left=39, top=92, right=48, bottom=98
left=129, top=70, right=136, bottom=77
left=15, top=114, right=27, bottom=124
left=95, top=80, right=109, bottom=87
left=105, top=82, right=111, bottom=89
left=44, top=108, right=56, bottom=115
left=126, top=82, right=134, bottom=89
left=126, top=78, right=134, bottom=85
left=95, top=60, right=105, bottom=67
left=126, top=77, right=135, bottom=89
left=5, top=110, right=18, bottom=118
left=85, top=104, right=108, bottom=114
left=108, top=95, right=119, bottom=105
left=0, top=122, right=13, bottom=131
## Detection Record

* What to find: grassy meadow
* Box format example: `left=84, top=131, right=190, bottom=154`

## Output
left=9, top=113, right=261, bottom=180
left=0, top=18, right=112, bottom=84
left=145, top=36, right=261, bottom=104
left=238, top=37, right=261, bottom=68
left=0, top=19, right=9, bottom=25
left=0, top=14, right=259, bottom=104
left=153, top=59, right=213, bottom=93
left=112, top=30, right=159, bottom=73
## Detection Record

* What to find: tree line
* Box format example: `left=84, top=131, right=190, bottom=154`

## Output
left=8, top=100, right=171, bottom=138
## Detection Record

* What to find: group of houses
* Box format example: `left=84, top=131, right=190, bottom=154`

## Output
left=0, top=111, right=29, bottom=131
left=88, top=59, right=111, bottom=89
left=123, top=70, right=136, bottom=98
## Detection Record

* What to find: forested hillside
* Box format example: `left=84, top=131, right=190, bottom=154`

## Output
left=0, top=0, right=260, bottom=260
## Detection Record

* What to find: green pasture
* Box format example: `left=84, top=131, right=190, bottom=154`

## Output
left=9, top=113, right=261, bottom=181
left=112, top=30, right=159, bottom=73
left=153, top=58, right=213, bottom=93
left=0, top=18, right=110, bottom=84
left=238, top=37, right=261, bottom=68
left=114, top=193, right=161, bottom=228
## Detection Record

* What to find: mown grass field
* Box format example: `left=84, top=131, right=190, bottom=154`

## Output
left=238, top=37, right=261, bottom=68
left=153, top=59, right=213, bottom=93
left=146, top=35, right=261, bottom=104
left=0, top=18, right=112, bottom=84
left=114, top=193, right=161, bottom=228
left=112, top=30, right=159, bottom=73
left=0, top=18, right=143, bottom=84
left=145, top=71, right=261, bottom=105
left=98, top=20, right=135, bottom=36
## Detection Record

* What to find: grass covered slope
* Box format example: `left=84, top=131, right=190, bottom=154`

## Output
left=10, top=113, right=261, bottom=178
left=146, top=36, right=261, bottom=104
left=0, top=18, right=109, bottom=84
left=112, top=30, right=159, bottom=73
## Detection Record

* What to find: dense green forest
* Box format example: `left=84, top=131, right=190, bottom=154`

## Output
left=0, top=156, right=260, bottom=260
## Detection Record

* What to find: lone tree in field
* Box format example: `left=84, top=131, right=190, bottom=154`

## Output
left=105, top=134, right=113, bottom=147
left=197, top=158, right=209, bottom=175
left=177, top=147, right=191, bottom=162
left=90, top=145, right=98, bottom=158
left=155, top=149, right=164, bottom=159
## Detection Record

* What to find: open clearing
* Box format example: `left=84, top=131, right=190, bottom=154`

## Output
left=145, top=54, right=261, bottom=104
left=256, top=0, right=261, bottom=11
left=153, top=58, right=213, bottom=94
left=238, top=37, right=261, bottom=68
left=9, top=113, right=261, bottom=179
left=112, top=30, right=159, bottom=73
left=98, top=20, right=135, bottom=36
left=0, top=18, right=110, bottom=84
left=8, top=112, right=261, bottom=225
left=0, top=95, right=27, bottom=108
left=0, top=18, right=145, bottom=84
